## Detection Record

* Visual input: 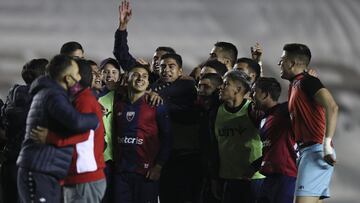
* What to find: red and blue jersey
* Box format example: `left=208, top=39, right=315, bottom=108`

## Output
left=288, top=73, right=325, bottom=144
left=113, top=93, right=172, bottom=175
left=258, top=102, right=297, bottom=177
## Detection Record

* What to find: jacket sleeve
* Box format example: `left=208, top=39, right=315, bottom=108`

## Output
left=155, top=104, right=172, bottom=166
left=46, top=130, right=91, bottom=147
left=47, top=93, right=98, bottom=134
left=113, top=29, right=137, bottom=71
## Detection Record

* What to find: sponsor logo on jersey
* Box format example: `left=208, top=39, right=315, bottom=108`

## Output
left=218, top=127, right=246, bottom=137
left=118, top=137, right=143, bottom=145
left=126, top=111, right=135, bottom=122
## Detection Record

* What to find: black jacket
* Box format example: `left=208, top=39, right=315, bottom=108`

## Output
left=151, top=78, right=200, bottom=155
left=113, top=29, right=159, bottom=83
left=1, top=84, right=31, bottom=161
left=17, top=76, right=99, bottom=179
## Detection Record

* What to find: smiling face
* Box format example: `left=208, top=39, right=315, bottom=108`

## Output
left=103, top=64, right=120, bottom=83
left=128, top=67, right=149, bottom=93
left=160, top=58, right=182, bottom=83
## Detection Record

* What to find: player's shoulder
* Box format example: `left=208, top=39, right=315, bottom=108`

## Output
left=301, top=73, right=321, bottom=84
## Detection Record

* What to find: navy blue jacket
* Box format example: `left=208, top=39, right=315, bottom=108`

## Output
left=17, top=76, right=99, bottom=179
left=151, top=78, right=200, bottom=155
left=113, top=29, right=159, bottom=83
left=1, top=84, right=32, bottom=161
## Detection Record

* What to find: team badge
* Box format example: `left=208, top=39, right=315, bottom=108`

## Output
left=126, top=111, right=135, bottom=122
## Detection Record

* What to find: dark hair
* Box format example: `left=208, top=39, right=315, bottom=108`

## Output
left=22, top=58, right=48, bottom=84
left=100, top=58, right=121, bottom=71
left=283, top=43, right=311, bottom=66
left=160, top=53, right=182, bottom=68
left=201, top=73, right=223, bottom=88
left=155, top=47, right=176, bottom=54
left=236, top=57, right=261, bottom=80
left=214, top=41, right=238, bottom=66
left=129, top=62, right=151, bottom=74
left=201, top=59, right=228, bottom=76
left=254, top=77, right=282, bottom=101
left=76, top=59, right=93, bottom=88
left=224, top=70, right=251, bottom=94
left=87, top=59, right=98, bottom=67
left=47, top=54, right=74, bottom=80
left=60, top=41, right=83, bottom=55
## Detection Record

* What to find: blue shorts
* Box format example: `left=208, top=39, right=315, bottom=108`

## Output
left=295, top=143, right=335, bottom=199
left=259, top=174, right=296, bottom=203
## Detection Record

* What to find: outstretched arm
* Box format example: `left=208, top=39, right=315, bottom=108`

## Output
left=113, top=0, right=137, bottom=71
left=47, top=94, right=98, bottom=133
left=30, top=126, right=91, bottom=147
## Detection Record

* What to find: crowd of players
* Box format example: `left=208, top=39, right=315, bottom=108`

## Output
left=0, top=1, right=339, bottom=203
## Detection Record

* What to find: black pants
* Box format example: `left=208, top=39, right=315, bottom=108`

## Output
left=113, top=172, right=158, bottom=203
left=159, top=154, right=202, bottom=203
left=222, top=179, right=264, bottom=203
left=1, top=161, right=19, bottom=203
left=102, top=161, right=114, bottom=203
left=17, top=167, right=61, bottom=203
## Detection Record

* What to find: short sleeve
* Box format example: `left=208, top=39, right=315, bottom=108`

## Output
left=301, top=76, right=324, bottom=99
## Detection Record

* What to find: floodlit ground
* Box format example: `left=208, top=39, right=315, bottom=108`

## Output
left=0, top=0, right=359, bottom=202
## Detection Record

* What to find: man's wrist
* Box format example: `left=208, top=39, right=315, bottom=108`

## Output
left=119, top=23, right=127, bottom=31
left=324, top=137, right=333, bottom=155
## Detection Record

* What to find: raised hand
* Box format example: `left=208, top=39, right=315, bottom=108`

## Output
left=119, top=0, right=133, bottom=31
left=307, top=68, right=318, bottom=77
left=251, top=42, right=263, bottom=62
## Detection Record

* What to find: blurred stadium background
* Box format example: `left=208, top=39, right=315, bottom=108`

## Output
left=0, top=0, right=359, bottom=202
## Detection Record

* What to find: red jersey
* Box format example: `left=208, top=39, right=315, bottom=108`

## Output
left=113, top=94, right=172, bottom=176
left=46, top=88, right=105, bottom=185
left=259, top=103, right=297, bottom=177
left=288, top=73, right=325, bottom=144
